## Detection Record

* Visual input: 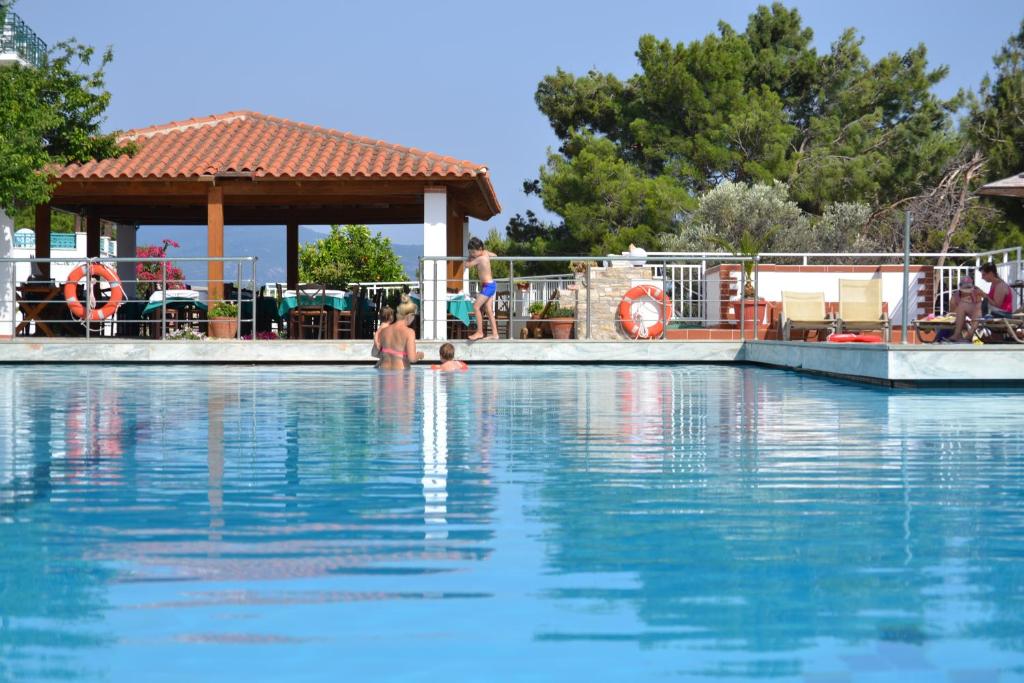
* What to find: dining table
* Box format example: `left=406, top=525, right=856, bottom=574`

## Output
left=410, top=292, right=475, bottom=326
left=277, top=289, right=355, bottom=318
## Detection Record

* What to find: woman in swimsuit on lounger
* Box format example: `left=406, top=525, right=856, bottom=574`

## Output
left=377, top=295, right=425, bottom=370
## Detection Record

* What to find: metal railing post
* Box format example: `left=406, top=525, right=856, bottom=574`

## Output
left=160, top=257, right=167, bottom=339
left=753, top=257, right=759, bottom=341
left=901, top=212, right=912, bottom=345
left=251, top=258, right=258, bottom=341
left=507, top=258, right=514, bottom=340
left=236, top=260, right=243, bottom=340
left=738, top=262, right=746, bottom=342
left=85, top=257, right=93, bottom=339
left=585, top=263, right=592, bottom=340
left=10, top=258, right=17, bottom=339
left=661, top=259, right=668, bottom=340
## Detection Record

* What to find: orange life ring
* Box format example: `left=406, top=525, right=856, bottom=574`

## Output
left=619, top=285, right=669, bottom=339
left=64, top=263, right=124, bottom=321
left=828, top=333, right=884, bottom=344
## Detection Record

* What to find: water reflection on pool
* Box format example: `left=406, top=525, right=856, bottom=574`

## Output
left=0, top=365, right=1022, bottom=681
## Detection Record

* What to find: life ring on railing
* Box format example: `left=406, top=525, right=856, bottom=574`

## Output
left=828, top=333, right=884, bottom=344
left=619, top=285, right=669, bottom=339
left=64, top=263, right=124, bottom=321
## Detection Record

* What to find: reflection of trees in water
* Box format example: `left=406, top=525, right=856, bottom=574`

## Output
left=534, top=367, right=1024, bottom=665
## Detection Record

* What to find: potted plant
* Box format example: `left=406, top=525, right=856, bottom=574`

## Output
left=544, top=305, right=576, bottom=340
left=208, top=302, right=239, bottom=339
left=709, top=228, right=776, bottom=333
left=527, top=301, right=545, bottom=338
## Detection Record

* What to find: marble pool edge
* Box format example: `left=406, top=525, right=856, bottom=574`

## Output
left=1, top=339, right=1022, bottom=387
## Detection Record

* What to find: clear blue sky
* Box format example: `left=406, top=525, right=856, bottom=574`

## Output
left=22, top=0, right=1024, bottom=246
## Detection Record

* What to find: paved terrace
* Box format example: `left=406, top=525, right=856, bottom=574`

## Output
left=3, top=339, right=1023, bottom=387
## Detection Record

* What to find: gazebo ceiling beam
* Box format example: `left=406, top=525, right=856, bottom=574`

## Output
left=50, top=178, right=492, bottom=219
left=83, top=207, right=427, bottom=225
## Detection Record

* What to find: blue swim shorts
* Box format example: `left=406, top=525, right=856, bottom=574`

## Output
left=480, top=281, right=497, bottom=298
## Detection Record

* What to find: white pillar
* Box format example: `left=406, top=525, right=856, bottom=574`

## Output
left=0, top=209, right=13, bottom=337
left=116, top=223, right=138, bottom=300
left=422, top=187, right=448, bottom=340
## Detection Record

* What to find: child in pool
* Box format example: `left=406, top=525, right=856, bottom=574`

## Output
left=465, top=237, right=498, bottom=340
left=433, top=343, right=468, bottom=371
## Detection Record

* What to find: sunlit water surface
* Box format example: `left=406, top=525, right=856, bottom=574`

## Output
left=1, top=365, right=1022, bottom=681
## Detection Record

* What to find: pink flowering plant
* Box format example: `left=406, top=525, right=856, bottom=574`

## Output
left=136, top=239, right=185, bottom=298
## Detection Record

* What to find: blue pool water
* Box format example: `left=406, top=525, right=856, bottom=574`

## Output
left=1, top=365, right=1022, bottom=681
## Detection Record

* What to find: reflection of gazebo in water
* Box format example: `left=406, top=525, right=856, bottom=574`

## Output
left=36, top=111, right=501, bottom=339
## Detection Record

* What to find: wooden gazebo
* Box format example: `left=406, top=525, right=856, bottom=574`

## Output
left=38, top=111, right=501, bottom=338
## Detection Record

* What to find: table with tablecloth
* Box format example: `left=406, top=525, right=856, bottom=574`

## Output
left=277, top=289, right=375, bottom=338
left=410, top=292, right=475, bottom=326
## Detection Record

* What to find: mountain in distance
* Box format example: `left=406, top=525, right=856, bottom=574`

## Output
left=136, top=225, right=421, bottom=286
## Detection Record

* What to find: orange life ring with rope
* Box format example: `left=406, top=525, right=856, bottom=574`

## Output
left=618, top=284, right=669, bottom=339
left=64, top=262, right=124, bottom=321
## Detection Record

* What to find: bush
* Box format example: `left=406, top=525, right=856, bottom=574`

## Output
left=209, top=302, right=238, bottom=318
left=528, top=301, right=546, bottom=315
left=544, top=305, right=575, bottom=319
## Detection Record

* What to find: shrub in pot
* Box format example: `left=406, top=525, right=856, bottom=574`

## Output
left=208, top=302, right=239, bottom=339
left=544, top=305, right=575, bottom=340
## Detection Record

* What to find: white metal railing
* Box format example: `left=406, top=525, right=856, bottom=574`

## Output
left=417, top=254, right=755, bottom=342
left=0, top=256, right=258, bottom=341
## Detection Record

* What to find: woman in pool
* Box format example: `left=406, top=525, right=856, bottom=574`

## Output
left=372, top=305, right=395, bottom=359
left=376, top=295, right=424, bottom=369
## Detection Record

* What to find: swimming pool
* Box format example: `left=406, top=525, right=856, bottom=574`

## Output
left=1, top=365, right=1022, bottom=681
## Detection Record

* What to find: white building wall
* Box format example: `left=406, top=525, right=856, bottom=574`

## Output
left=0, top=209, right=13, bottom=335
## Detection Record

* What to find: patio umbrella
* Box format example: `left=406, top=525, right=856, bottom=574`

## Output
left=977, top=171, right=1024, bottom=198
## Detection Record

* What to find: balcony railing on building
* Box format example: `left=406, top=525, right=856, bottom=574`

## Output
left=0, top=9, right=46, bottom=69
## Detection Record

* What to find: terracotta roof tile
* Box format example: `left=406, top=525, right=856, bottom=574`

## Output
left=60, top=110, right=490, bottom=182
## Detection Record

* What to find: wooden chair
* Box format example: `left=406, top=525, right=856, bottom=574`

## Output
left=290, top=283, right=327, bottom=340
left=331, top=289, right=359, bottom=339
left=487, top=291, right=511, bottom=338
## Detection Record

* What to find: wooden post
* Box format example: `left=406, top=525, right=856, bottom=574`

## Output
left=207, top=186, right=225, bottom=302
left=34, top=204, right=51, bottom=279
left=286, top=222, right=299, bottom=290
left=446, top=208, right=465, bottom=290
left=86, top=211, right=101, bottom=258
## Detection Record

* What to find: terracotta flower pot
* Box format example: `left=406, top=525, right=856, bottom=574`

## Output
left=209, top=316, right=238, bottom=339
left=729, top=299, right=767, bottom=335
left=547, top=317, right=574, bottom=340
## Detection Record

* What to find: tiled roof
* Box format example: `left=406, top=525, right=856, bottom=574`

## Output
left=59, top=111, right=491, bottom=182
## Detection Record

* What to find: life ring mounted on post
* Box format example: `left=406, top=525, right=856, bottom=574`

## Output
left=64, top=262, right=125, bottom=321
left=618, top=284, right=670, bottom=340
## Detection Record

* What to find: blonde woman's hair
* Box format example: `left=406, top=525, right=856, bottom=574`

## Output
left=380, top=306, right=394, bottom=324
left=396, top=294, right=418, bottom=319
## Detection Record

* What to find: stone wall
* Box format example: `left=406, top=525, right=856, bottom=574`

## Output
left=575, top=266, right=656, bottom=340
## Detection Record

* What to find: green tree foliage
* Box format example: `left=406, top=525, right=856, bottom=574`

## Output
left=968, top=19, right=1024, bottom=237
left=511, top=3, right=963, bottom=256
left=0, top=38, right=126, bottom=214
left=298, top=225, right=406, bottom=289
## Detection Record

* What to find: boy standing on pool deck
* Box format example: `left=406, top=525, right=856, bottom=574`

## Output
left=465, top=237, right=499, bottom=340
